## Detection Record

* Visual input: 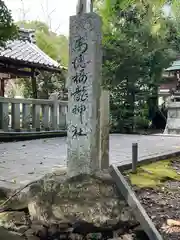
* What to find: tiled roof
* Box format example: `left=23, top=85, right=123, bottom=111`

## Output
left=166, top=60, right=180, bottom=71
left=0, top=40, right=60, bottom=71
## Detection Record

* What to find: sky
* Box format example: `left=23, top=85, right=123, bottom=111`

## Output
left=4, top=0, right=171, bottom=36
left=4, top=0, right=78, bottom=36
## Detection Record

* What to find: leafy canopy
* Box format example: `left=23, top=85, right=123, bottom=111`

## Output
left=0, top=0, right=18, bottom=46
left=16, top=20, right=68, bottom=67
left=96, top=0, right=180, bottom=132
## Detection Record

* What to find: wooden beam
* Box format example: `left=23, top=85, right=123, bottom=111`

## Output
left=0, top=57, right=61, bottom=73
left=0, top=67, right=38, bottom=78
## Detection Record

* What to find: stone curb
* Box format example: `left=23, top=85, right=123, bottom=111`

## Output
left=117, top=150, right=180, bottom=171
left=109, top=164, right=163, bottom=240
left=0, top=130, right=67, bottom=142
left=152, top=133, right=180, bottom=137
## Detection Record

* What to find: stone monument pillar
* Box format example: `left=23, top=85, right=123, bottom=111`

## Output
left=67, top=0, right=102, bottom=177
left=164, top=77, right=180, bottom=134
left=100, top=90, right=110, bottom=170
left=164, top=101, right=180, bottom=134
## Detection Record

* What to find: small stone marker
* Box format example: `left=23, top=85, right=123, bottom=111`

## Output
left=67, top=1, right=102, bottom=177
left=132, top=143, right=138, bottom=173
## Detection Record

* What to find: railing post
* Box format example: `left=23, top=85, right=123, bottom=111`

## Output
left=42, top=105, right=49, bottom=130
left=51, top=96, right=58, bottom=130
left=0, top=102, right=9, bottom=131
left=11, top=103, right=20, bottom=131
left=22, top=104, right=31, bottom=130
left=32, top=104, right=40, bottom=131
left=58, top=105, right=66, bottom=130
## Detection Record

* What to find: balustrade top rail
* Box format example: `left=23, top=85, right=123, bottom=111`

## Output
left=0, top=97, right=68, bottom=106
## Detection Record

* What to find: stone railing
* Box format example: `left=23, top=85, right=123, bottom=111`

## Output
left=0, top=97, right=67, bottom=132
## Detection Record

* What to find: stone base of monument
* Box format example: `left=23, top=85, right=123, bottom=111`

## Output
left=164, top=101, right=180, bottom=134
left=0, top=169, right=146, bottom=240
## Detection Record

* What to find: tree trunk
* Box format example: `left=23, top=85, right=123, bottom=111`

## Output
left=126, top=78, right=135, bottom=133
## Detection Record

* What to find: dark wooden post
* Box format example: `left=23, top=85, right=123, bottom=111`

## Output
left=0, top=97, right=1, bottom=128
left=31, top=70, right=38, bottom=99
left=0, top=79, right=5, bottom=97
left=0, top=79, right=4, bottom=129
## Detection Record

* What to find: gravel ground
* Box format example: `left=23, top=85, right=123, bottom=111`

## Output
left=124, top=158, right=180, bottom=240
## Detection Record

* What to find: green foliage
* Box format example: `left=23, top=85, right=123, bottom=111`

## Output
left=13, top=70, right=66, bottom=100
left=36, top=31, right=59, bottom=60
left=99, top=0, right=180, bottom=132
left=37, top=70, right=66, bottom=99
left=0, top=1, right=18, bottom=46
left=16, top=20, right=68, bottom=66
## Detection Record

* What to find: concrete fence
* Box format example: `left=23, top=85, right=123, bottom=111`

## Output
left=0, top=97, right=68, bottom=132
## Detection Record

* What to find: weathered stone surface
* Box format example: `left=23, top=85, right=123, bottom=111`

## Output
left=164, top=102, right=180, bottom=134
left=111, top=235, right=134, bottom=240
left=67, top=12, right=102, bottom=177
left=100, top=90, right=110, bottom=169
left=0, top=186, right=12, bottom=199
left=0, top=190, right=29, bottom=211
left=0, top=211, right=27, bottom=229
left=76, top=0, right=93, bottom=14
left=121, top=234, right=134, bottom=240
left=27, top=172, right=135, bottom=226
left=0, top=227, right=24, bottom=240
left=0, top=170, right=140, bottom=240
left=25, top=228, right=42, bottom=240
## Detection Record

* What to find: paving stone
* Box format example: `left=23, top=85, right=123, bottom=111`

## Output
left=0, top=134, right=180, bottom=188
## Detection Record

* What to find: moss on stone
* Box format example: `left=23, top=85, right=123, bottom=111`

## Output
left=0, top=200, right=5, bottom=205
left=126, top=159, right=180, bottom=188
